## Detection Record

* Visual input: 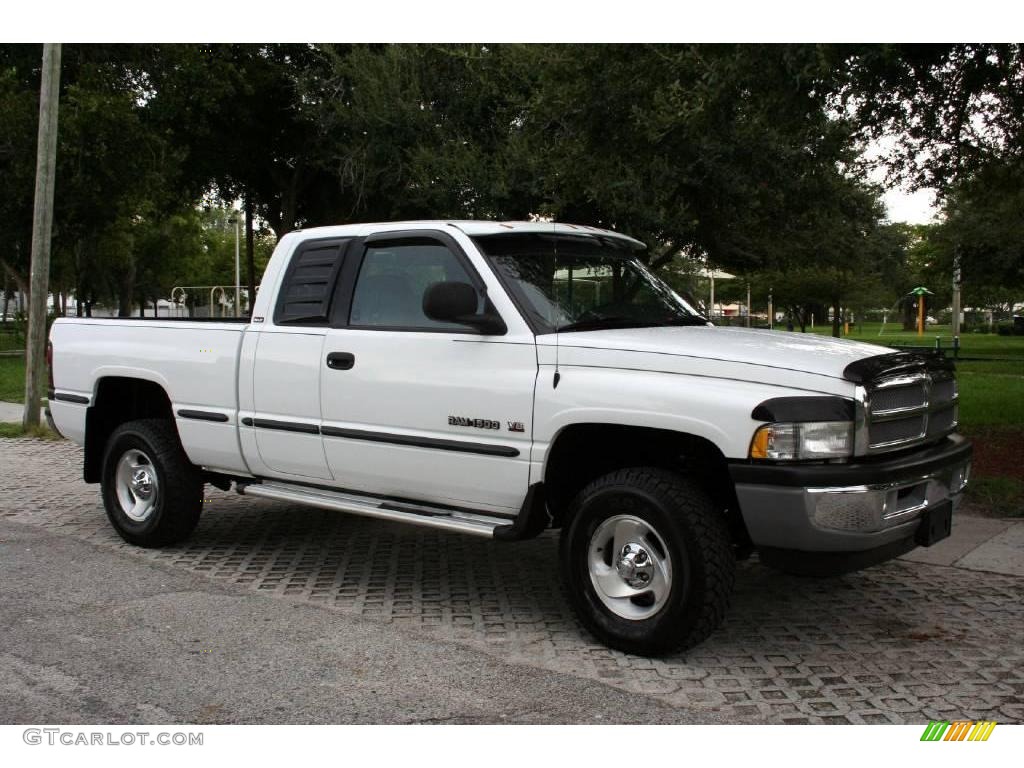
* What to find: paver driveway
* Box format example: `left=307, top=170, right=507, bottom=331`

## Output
left=2, top=438, right=1021, bottom=724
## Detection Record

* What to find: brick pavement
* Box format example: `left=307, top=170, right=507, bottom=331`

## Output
left=2, top=438, right=1021, bottom=724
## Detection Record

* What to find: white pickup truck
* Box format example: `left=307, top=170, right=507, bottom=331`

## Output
left=48, top=220, right=972, bottom=655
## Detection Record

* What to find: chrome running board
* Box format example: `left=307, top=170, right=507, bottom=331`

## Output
left=236, top=480, right=512, bottom=538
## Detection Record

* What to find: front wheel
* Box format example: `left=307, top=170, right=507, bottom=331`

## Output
left=559, top=467, right=735, bottom=656
left=101, top=419, right=204, bottom=547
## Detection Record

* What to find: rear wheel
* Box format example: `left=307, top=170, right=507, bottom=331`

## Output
left=101, top=419, right=203, bottom=547
left=559, top=467, right=734, bottom=656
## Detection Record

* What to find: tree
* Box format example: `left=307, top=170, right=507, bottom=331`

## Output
left=938, top=164, right=1024, bottom=295
left=141, top=44, right=342, bottom=238
left=0, top=48, right=44, bottom=302
left=0, top=44, right=194, bottom=316
left=4, top=43, right=970, bottom=327
left=836, top=44, right=1024, bottom=192
left=836, top=44, right=1024, bottom=304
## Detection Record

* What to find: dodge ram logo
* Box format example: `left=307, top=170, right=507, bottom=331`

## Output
left=448, top=416, right=500, bottom=430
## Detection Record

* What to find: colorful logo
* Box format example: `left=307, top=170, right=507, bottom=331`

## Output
left=920, top=720, right=997, bottom=742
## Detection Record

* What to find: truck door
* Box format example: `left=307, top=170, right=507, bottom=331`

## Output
left=243, top=237, right=350, bottom=481
left=319, top=231, right=537, bottom=514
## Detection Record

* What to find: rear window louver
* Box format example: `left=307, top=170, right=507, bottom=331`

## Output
left=276, top=240, right=348, bottom=324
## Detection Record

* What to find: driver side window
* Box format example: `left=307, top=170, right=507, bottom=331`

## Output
left=349, top=241, right=481, bottom=330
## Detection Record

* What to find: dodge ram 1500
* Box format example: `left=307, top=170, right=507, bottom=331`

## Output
left=48, top=220, right=971, bottom=655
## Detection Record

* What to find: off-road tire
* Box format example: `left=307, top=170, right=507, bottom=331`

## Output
left=559, top=467, right=734, bottom=656
left=101, top=419, right=203, bottom=547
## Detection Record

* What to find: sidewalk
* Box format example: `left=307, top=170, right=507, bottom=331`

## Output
left=0, top=400, right=42, bottom=423
left=901, top=512, right=1024, bottom=577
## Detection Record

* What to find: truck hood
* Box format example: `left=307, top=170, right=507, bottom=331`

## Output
left=542, top=325, right=891, bottom=392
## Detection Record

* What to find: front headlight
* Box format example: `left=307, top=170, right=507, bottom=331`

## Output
left=749, top=421, right=854, bottom=461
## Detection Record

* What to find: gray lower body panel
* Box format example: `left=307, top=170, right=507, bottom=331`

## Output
left=734, top=454, right=970, bottom=554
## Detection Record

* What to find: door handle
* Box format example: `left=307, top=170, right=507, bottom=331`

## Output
left=326, top=352, right=355, bottom=370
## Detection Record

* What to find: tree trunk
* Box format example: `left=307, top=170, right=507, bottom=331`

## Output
left=831, top=299, right=842, bottom=338
left=648, top=242, right=680, bottom=271
left=1, top=258, right=30, bottom=305
left=72, top=240, right=84, bottom=318
left=902, top=296, right=916, bottom=331
left=245, top=194, right=256, bottom=315
left=117, top=256, right=136, bottom=317
left=794, top=305, right=807, bottom=333
left=280, top=189, right=297, bottom=238
left=118, top=290, right=133, bottom=318
left=2, top=277, right=9, bottom=325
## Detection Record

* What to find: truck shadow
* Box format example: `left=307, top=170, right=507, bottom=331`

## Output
left=14, top=479, right=1024, bottom=724
left=169, top=495, right=1019, bottom=662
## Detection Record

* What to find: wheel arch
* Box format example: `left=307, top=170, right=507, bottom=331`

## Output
left=542, top=422, right=750, bottom=550
left=84, top=377, right=176, bottom=483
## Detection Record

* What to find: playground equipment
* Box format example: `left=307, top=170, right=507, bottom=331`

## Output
left=911, top=286, right=934, bottom=337
left=877, top=287, right=934, bottom=337
left=169, top=285, right=247, bottom=318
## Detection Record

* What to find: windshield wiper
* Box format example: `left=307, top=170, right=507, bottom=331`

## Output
left=555, top=317, right=662, bottom=333
left=660, top=316, right=709, bottom=327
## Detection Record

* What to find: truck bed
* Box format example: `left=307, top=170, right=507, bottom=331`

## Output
left=48, top=317, right=251, bottom=475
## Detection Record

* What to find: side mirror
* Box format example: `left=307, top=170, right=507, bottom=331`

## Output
left=423, top=281, right=506, bottom=335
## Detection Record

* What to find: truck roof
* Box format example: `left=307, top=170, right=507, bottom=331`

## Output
left=287, top=220, right=646, bottom=249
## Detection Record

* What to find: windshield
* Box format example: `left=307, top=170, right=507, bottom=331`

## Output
left=472, top=233, right=706, bottom=333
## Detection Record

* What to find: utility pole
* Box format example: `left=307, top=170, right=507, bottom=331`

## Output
left=228, top=214, right=242, bottom=317
left=951, top=247, right=962, bottom=340
left=745, top=282, right=751, bottom=328
left=233, top=216, right=241, bottom=317
left=245, top=194, right=256, bottom=316
left=23, top=43, right=61, bottom=429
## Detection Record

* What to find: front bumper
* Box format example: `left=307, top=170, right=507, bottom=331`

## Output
left=729, top=434, right=972, bottom=571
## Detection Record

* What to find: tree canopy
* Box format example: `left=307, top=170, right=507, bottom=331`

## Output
left=1, top=43, right=1020, bottom=329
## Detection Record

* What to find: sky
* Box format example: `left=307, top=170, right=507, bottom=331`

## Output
left=864, top=134, right=940, bottom=226
left=882, top=186, right=938, bottom=225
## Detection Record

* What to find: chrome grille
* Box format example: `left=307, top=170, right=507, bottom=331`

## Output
left=928, top=405, right=957, bottom=436
left=869, top=415, right=927, bottom=447
left=870, top=383, right=927, bottom=413
left=860, top=365, right=959, bottom=455
left=932, top=378, right=956, bottom=404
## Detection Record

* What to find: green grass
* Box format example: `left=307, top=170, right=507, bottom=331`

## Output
left=0, top=329, right=23, bottom=353
left=965, top=477, right=1024, bottom=516
left=953, top=359, right=1024, bottom=375
left=805, top=321, right=1024, bottom=359
left=957, top=361, right=1024, bottom=428
left=0, top=422, right=61, bottom=440
left=0, top=355, right=27, bottom=403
